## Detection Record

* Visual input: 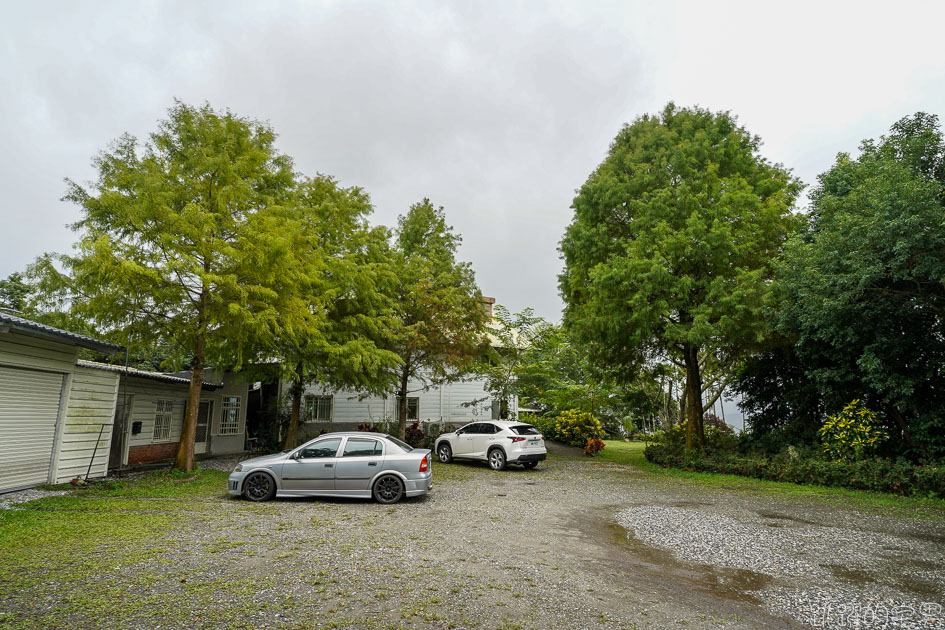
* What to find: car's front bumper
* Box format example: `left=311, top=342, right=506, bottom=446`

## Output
left=227, top=471, right=247, bottom=496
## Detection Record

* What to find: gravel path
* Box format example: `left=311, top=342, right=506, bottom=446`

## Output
left=617, top=504, right=945, bottom=629
left=2, top=443, right=943, bottom=630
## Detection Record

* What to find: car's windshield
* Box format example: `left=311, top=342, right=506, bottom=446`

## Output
left=384, top=435, right=414, bottom=452
left=510, top=424, right=541, bottom=435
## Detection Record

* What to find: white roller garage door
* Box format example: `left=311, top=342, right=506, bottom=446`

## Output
left=0, top=366, right=65, bottom=493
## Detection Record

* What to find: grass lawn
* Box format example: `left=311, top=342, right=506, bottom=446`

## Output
left=595, top=439, right=945, bottom=520
left=0, top=468, right=235, bottom=629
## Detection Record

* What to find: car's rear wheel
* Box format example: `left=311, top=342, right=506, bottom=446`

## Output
left=243, top=472, right=276, bottom=502
left=522, top=461, right=538, bottom=469
left=373, top=474, right=405, bottom=504
left=436, top=442, right=453, bottom=464
left=488, top=448, right=507, bottom=471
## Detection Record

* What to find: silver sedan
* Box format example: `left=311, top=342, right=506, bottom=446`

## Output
left=227, top=432, right=432, bottom=504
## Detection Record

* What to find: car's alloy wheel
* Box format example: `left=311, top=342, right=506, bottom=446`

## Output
left=373, top=474, right=404, bottom=504
left=243, top=472, right=275, bottom=502
left=488, top=448, right=507, bottom=471
left=437, top=443, right=453, bottom=464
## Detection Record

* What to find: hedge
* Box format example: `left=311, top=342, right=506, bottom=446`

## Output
left=644, top=444, right=945, bottom=497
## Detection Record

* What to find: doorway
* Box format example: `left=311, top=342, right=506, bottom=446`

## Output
left=194, top=400, right=213, bottom=455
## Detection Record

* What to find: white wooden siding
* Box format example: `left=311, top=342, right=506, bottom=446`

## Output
left=0, top=366, right=65, bottom=492
left=123, top=379, right=189, bottom=448
left=53, top=366, right=119, bottom=483
left=298, top=377, right=514, bottom=426
left=0, top=330, right=79, bottom=373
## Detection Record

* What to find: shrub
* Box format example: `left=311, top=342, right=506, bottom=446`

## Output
left=523, top=413, right=558, bottom=442
left=404, top=422, right=425, bottom=447
left=644, top=444, right=945, bottom=497
left=357, top=422, right=379, bottom=433
left=818, top=400, right=888, bottom=462
left=555, top=410, right=606, bottom=448
left=584, top=438, right=605, bottom=457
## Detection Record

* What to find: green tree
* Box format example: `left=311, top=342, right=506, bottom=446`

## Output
left=471, top=305, right=547, bottom=419
left=43, top=101, right=307, bottom=471
left=387, top=199, right=488, bottom=439
left=0, top=273, right=30, bottom=312
left=272, top=175, right=401, bottom=449
left=772, top=112, right=945, bottom=459
left=560, top=103, right=801, bottom=450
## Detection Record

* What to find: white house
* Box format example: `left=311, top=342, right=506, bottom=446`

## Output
left=80, top=363, right=250, bottom=468
left=290, top=377, right=517, bottom=439
left=286, top=296, right=519, bottom=440
left=0, top=312, right=252, bottom=493
left=0, top=312, right=123, bottom=492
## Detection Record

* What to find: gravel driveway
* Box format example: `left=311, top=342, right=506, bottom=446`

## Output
left=3, top=443, right=943, bottom=629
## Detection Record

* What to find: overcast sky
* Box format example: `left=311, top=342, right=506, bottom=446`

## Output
left=3, top=0, right=944, bottom=322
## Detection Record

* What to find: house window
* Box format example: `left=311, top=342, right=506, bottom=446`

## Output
left=397, top=397, right=419, bottom=422
left=303, top=395, right=333, bottom=422
left=153, top=400, right=173, bottom=440
left=219, top=396, right=241, bottom=435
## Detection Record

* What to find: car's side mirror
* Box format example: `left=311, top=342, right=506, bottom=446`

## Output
left=291, top=451, right=301, bottom=460
left=455, top=429, right=464, bottom=435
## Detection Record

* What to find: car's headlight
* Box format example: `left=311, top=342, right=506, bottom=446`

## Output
left=233, top=464, right=243, bottom=472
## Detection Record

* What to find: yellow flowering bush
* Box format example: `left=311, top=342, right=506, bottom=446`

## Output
left=817, top=400, right=888, bottom=462
left=555, top=410, right=606, bottom=449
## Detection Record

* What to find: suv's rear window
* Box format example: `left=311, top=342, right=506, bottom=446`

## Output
left=510, top=424, right=540, bottom=435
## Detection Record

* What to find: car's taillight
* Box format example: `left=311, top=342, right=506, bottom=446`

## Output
left=508, top=436, right=525, bottom=442
left=419, top=455, right=429, bottom=472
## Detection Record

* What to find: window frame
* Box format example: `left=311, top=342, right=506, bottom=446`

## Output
left=299, top=437, right=343, bottom=459
left=153, top=400, right=173, bottom=441
left=342, top=437, right=383, bottom=458
left=218, top=396, right=242, bottom=436
left=397, top=396, right=419, bottom=422
left=303, top=395, right=333, bottom=422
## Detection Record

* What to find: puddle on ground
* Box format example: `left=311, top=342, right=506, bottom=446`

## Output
left=755, top=510, right=821, bottom=526
left=564, top=510, right=774, bottom=604
left=823, top=563, right=877, bottom=586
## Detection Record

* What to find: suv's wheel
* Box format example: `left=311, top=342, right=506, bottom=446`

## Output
left=373, top=474, right=405, bottom=504
left=436, top=442, right=453, bottom=464
left=242, top=472, right=276, bottom=502
left=488, top=448, right=507, bottom=471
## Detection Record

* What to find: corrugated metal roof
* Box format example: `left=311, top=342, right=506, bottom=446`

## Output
left=76, top=360, right=223, bottom=390
left=0, top=311, right=123, bottom=353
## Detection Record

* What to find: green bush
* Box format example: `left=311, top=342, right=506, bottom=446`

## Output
left=522, top=413, right=558, bottom=442
left=555, top=410, right=606, bottom=448
left=644, top=444, right=945, bottom=497
left=818, top=400, right=887, bottom=462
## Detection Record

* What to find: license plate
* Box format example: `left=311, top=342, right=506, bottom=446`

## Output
left=529, top=440, right=539, bottom=447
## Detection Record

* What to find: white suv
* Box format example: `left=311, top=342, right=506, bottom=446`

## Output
left=434, top=421, right=547, bottom=470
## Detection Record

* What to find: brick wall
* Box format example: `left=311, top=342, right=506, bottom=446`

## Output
left=127, top=442, right=178, bottom=466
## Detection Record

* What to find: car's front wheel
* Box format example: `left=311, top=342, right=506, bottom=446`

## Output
left=242, top=472, right=276, bottom=502
left=373, top=474, right=405, bottom=504
left=436, top=442, right=453, bottom=464
left=488, top=448, right=507, bottom=471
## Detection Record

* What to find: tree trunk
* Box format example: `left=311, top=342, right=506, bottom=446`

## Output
left=283, top=364, right=304, bottom=451
left=175, top=331, right=205, bottom=472
left=683, top=343, right=706, bottom=451
left=397, top=363, right=409, bottom=440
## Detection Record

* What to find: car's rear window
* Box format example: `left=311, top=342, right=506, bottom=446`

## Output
left=384, top=435, right=414, bottom=452
left=510, top=424, right=541, bottom=435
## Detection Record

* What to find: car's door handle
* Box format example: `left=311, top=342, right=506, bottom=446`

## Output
left=324, top=463, right=333, bottom=468
left=368, top=462, right=378, bottom=466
